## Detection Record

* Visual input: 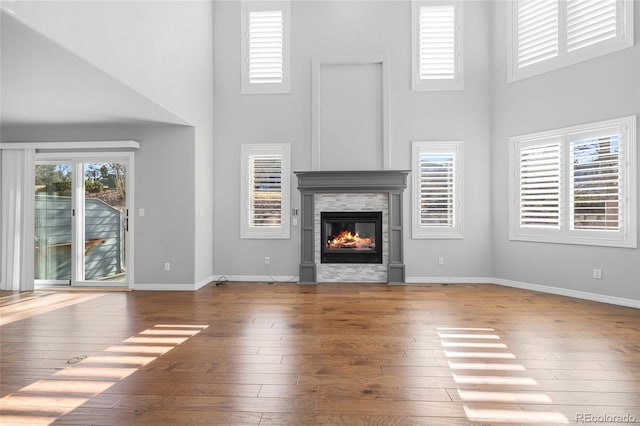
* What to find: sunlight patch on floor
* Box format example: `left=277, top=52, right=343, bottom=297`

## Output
left=0, top=293, right=105, bottom=326
left=439, top=326, right=568, bottom=424
left=0, top=324, right=209, bottom=425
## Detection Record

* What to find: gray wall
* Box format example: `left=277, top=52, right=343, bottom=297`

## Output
left=490, top=3, right=640, bottom=300
left=2, top=0, right=215, bottom=287
left=213, top=0, right=493, bottom=279
left=1, top=124, right=197, bottom=286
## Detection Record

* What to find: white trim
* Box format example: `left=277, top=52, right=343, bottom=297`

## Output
left=132, top=283, right=205, bottom=292
left=130, top=275, right=639, bottom=308
left=492, top=278, right=640, bottom=309
left=311, top=56, right=390, bottom=171
left=133, top=275, right=217, bottom=291
left=406, top=277, right=639, bottom=309
left=212, top=274, right=300, bottom=283
left=406, top=276, right=493, bottom=284
left=131, top=275, right=218, bottom=291
left=1, top=140, right=140, bottom=150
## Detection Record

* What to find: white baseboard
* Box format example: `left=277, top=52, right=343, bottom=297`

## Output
left=406, top=277, right=493, bottom=284
left=211, top=275, right=300, bottom=284
left=492, top=278, right=640, bottom=309
left=406, top=276, right=639, bottom=309
left=130, top=275, right=639, bottom=309
left=131, top=276, right=217, bottom=291
left=132, top=283, right=204, bottom=291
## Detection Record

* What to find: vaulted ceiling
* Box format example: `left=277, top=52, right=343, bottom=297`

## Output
left=0, top=10, right=189, bottom=127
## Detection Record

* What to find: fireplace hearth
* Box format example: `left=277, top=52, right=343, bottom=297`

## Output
left=321, top=212, right=382, bottom=264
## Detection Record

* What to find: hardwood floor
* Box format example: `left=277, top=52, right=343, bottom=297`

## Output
left=1, top=282, right=639, bottom=425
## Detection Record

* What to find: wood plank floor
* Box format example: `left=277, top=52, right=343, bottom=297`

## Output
left=1, top=282, right=639, bottom=425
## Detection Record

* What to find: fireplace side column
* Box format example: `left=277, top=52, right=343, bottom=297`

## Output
left=387, top=190, right=405, bottom=284
left=299, top=191, right=316, bottom=284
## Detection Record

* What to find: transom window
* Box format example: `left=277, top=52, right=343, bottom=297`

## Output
left=411, top=0, right=463, bottom=91
left=508, top=0, right=634, bottom=82
left=241, top=0, right=291, bottom=94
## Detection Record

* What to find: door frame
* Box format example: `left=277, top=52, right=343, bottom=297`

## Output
left=35, top=152, right=135, bottom=288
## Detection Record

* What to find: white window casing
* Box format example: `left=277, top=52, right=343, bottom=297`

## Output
left=508, top=0, right=634, bottom=82
left=241, top=0, right=291, bottom=94
left=412, top=0, right=463, bottom=91
left=509, top=115, right=636, bottom=248
left=412, top=141, right=464, bottom=239
left=240, top=143, right=291, bottom=239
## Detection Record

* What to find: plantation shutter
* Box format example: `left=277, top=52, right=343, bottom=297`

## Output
left=570, top=135, right=620, bottom=230
left=519, top=143, right=561, bottom=228
left=248, top=10, right=284, bottom=84
left=418, top=4, right=456, bottom=80
left=419, top=153, right=455, bottom=227
left=567, top=0, right=617, bottom=52
left=249, top=154, right=283, bottom=227
left=516, top=0, right=559, bottom=68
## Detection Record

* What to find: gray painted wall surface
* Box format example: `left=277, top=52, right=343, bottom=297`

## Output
left=2, top=124, right=197, bottom=286
left=213, top=0, right=493, bottom=280
left=2, top=1, right=214, bottom=287
left=490, top=3, right=640, bottom=300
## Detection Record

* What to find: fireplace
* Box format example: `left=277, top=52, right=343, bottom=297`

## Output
left=321, top=211, right=382, bottom=264
left=295, top=170, right=409, bottom=284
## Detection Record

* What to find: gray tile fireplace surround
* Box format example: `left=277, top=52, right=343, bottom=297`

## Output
left=294, top=170, right=409, bottom=285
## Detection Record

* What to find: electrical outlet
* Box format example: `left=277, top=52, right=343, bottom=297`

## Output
left=164, top=262, right=171, bottom=272
left=264, top=257, right=270, bottom=265
left=438, top=256, right=444, bottom=265
left=592, top=268, right=602, bottom=279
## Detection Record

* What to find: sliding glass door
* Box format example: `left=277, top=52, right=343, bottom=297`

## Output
left=35, top=154, right=132, bottom=287
left=34, top=162, right=73, bottom=284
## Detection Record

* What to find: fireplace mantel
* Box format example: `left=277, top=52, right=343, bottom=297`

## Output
left=294, top=170, right=409, bottom=284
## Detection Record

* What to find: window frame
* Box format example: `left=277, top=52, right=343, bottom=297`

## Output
left=240, top=0, right=291, bottom=94
left=509, top=115, right=637, bottom=248
left=507, top=0, right=634, bottom=82
left=412, top=141, right=464, bottom=239
left=240, top=143, right=291, bottom=239
left=411, top=0, right=464, bottom=92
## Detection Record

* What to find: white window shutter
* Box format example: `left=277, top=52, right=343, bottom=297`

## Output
left=418, top=4, right=456, bottom=80
left=567, top=0, right=617, bottom=52
left=248, top=10, right=284, bottom=84
left=509, top=0, right=633, bottom=82
left=249, top=154, right=283, bottom=227
left=570, top=135, right=620, bottom=230
left=516, top=0, right=559, bottom=68
left=419, top=153, right=456, bottom=227
left=412, top=141, right=463, bottom=239
left=519, top=142, right=561, bottom=228
left=241, top=144, right=290, bottom=239
left=241, top=0, right=291, bottom=94
left=510, top=115, right=635, bottom=248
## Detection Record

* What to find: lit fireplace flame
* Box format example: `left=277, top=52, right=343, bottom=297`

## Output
left=327, top=230, right=375, bottom=249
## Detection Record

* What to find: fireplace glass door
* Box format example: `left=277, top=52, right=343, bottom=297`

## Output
left=321, top=212, right=382, bottom=264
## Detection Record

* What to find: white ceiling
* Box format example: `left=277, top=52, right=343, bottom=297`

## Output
left=0, top=10, right=189, bottom=127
